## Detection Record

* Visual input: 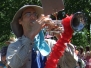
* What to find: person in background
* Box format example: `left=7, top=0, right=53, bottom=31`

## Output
left=78, top=46, right=85, bottom=59
left=0, top=46, right=8, bottom=68
left=5, top=36, right=17, bottom=46
left=84, top=50, right=91, bottom=68
left=0, top=36, right=16, bottom=68
left=0, top=53, right=5, bottom=68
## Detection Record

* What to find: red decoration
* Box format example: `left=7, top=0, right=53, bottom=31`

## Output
left=45, top=15, right=74, bottom=68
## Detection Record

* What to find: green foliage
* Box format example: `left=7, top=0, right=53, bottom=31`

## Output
left=63, top=0, right=91, bottom=47
left=64, top=0, right=91, bottom=29
left=0, top=0, right=41, bottom=47
left=0, top=0, right=90, bottom=47
left=71, top=28, right=89, bottom=47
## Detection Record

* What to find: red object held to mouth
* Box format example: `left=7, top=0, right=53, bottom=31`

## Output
left=45, top=15, right=74, bottom=68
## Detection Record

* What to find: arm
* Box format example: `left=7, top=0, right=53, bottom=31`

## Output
left=6, top=36, right=33, bottom=68
left=58, top=43, right=78, bottom=68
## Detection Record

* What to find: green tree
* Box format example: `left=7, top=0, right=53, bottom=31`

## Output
left=63, top=0, right=91, bottom=47
left=0, top=0, right=41, bottom=47
left=0, top=0, right=90, bottom=47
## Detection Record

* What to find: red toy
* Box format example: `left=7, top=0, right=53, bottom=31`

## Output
left=45, top=12, right=86, bottom=68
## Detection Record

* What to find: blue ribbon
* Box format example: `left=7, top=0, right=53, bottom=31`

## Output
left=33, top=30, right=51, bottom=56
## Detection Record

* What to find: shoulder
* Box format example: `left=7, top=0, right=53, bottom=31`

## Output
left=8, top=38, right=22, bottom=49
